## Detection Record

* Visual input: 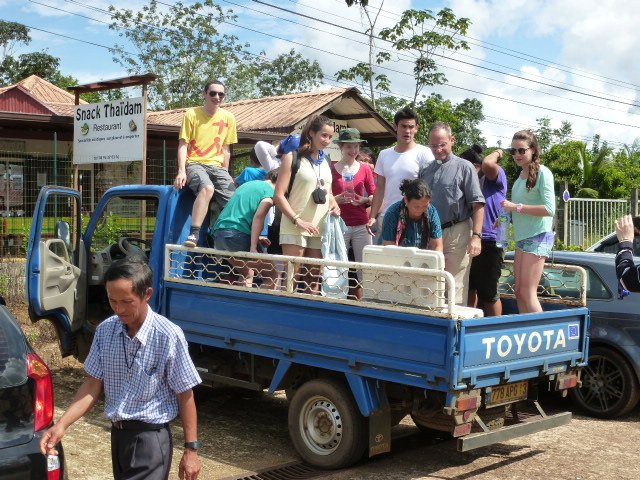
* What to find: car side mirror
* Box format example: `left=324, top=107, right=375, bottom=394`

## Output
left=55, top=221, right=72, bottom=253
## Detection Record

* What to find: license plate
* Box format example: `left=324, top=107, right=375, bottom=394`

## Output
left=489, top=381, right=529, bottom=406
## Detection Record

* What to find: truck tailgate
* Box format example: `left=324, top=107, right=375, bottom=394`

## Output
left=457, top=308, right=589, bottom=388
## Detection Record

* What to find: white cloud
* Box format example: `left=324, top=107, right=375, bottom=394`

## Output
left=441, top=0, right=640, bottom=149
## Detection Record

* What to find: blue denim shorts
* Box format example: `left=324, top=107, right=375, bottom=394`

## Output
left=214, top=229, right=251, bottom=252
left=516, top=231, right=555, bottom=257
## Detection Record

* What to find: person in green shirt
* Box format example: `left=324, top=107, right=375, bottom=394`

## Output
left=212, top=169, right=279, bottom=288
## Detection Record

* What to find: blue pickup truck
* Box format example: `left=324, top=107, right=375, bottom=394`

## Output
left=26, top=185, right=589, bottom=469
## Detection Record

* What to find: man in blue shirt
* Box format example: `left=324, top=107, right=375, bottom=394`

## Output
left=40, top=258, right=202, bottom=480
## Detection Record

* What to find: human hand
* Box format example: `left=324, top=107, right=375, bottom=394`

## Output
left=174, top=170, right=187, bottom=190
left=501, top=200, right=516, bottom=213
left=366, top=217, right=377, bottom=236
left=468, top=235, right=482, bottom=257
left=616, top=214, right=635, bottom=243
left=296, top=219, right=320, bottom=235
left=258, top=236, right=271, bottom=248
left=40, top=424, right=65, bottom=456
left=179, top=449, right=202, bottom=480
left=329, top=199, right=341, bottom=216
left=334, top=192, right=347, bottom=204
left=352, top=194, right=369, bottom=206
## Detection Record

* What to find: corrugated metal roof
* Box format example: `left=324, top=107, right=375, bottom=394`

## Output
left=149, top=87, right=396, bottom=142
left=224, top=88, right=350, bottom=131
left=0, top=75, right=86, bottom=115
left=0, top=88, right=54, bottom=115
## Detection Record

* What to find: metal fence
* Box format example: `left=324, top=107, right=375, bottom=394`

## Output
left=0, top=148, right=172, bottom=304
left=0, top=145, right=254, bottom=304
left=563, top=198, right=632, bottom=248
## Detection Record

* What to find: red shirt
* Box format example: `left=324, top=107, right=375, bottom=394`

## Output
left=331, top=162, right=376, bottom=226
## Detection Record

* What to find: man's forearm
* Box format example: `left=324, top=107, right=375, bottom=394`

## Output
left=471, top=204, right=484, bottom=233
left=58, top=376, right=103, bottom=430
left=178, top=389, right=198, bottom=442
left=369, top=180, right=385, bottom=219
left=177, top=141, right=188, bottom=172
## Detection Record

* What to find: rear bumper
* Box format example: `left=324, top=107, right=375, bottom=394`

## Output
left=457, top=411, right=571, bottom=452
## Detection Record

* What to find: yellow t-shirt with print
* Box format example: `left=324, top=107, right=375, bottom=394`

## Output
left=179, top=106, right=238, bottom=167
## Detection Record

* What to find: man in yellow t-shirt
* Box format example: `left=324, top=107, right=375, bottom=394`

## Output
left=174, top=80, right=238, bottom=247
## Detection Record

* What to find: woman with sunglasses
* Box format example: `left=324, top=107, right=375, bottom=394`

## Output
left=501, top=130, right=556, bottom=313
left=275, top=115, right=340, bottom=294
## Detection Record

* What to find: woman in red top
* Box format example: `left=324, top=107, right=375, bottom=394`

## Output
left=331, top=128, right=376, bottom=299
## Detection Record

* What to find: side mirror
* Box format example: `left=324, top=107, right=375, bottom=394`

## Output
left=55, top=221, right=72, bottom=253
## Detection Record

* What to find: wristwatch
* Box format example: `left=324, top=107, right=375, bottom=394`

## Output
left=472, top=231, right=482, bottom=238
left=516, top=203, right=524, bottom=213
left=184, top=441, right=202, bottom=451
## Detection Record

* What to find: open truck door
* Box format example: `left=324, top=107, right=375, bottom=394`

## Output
left=27, top=186, right=86, bottom=358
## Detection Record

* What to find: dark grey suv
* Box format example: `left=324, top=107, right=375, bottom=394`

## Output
left=0, top=297, right=65, bottom=479
left=502, top=251, right=640, bottom=419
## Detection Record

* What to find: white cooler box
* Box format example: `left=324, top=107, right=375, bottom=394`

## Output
left=362, top=245, right=446, bottom=309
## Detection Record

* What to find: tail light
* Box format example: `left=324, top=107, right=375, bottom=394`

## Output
left=47, top=455, right=62, bottom=480
left=27, top=352, right=54, bottom=431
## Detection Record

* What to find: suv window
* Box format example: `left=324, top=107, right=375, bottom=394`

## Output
left=0, top=309, right=27, bottom=387
left=585, top=267, right=612, bottom=300
left=593, top=234, right=640, bottom=256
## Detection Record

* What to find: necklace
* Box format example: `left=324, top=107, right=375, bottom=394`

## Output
left=122, top=334, right=142, bottom=381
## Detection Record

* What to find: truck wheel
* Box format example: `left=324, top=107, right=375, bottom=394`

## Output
left=288, top=378, right=367, bottom=469
left=570, top=347, right=640, bottom=418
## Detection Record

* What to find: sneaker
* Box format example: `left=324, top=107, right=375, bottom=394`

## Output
left=183, top=234, right=197, bottom=248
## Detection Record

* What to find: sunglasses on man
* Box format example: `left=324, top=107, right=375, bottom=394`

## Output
left=208, top=91, right=226, bottom=98
left=507, top=147, right=530, bottom=155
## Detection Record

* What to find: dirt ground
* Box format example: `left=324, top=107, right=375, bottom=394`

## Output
left=16, top=303, right=640, bottom=480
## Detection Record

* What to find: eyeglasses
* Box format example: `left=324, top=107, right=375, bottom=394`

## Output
left=208, top=91, right=226, bottom=98
left=429, top=142, right=449, bottom=149
left=507, top=147, right=530, bottom=155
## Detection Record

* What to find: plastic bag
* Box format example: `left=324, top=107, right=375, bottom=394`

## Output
left=321, top=215, right=348, bottom=298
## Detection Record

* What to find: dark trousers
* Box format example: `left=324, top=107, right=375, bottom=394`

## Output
left=111, top=424, right=173, bottom=480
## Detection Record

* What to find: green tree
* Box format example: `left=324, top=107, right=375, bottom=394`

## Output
left=543, top=140, right=584, bottom=193
left=554, top=120, right=573, bottom=143
left=592, top=150, right=640, bottom=199
left=375, top=93, right=485, bottom=148
left=0, top=20, right=30, bottom=61
left=535, top=117, right=574, bottom=154
left=109, top=0, right=254, bottom=109
left=255, top=49, right=323, bottom=97
left=453, top=98, right=485, bottom=148
left=535, top=117, right=553, bottom=154
left=1, top=51, right=62, bottom=83
left=379, top=8, right=470, bottom=104
left=336, top=1, right=389, bottom=108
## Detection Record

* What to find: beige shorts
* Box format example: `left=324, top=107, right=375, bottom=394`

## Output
left=280, top=234, right=322, bottom=250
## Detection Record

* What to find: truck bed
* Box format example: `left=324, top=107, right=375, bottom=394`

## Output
left=163, top=244, right=589, bottom=394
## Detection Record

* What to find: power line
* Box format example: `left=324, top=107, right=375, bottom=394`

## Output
left=22, top=1, right=640, bottom=140
left=322, top=0, right=640, bottom=92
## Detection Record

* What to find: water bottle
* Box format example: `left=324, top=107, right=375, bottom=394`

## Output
left=496, top=209, right=510, bottom=249
left=342, top=166, right=355, bottom=202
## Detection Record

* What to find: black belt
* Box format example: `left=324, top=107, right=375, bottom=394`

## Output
left=112, top=420, right=168, bottom=431
left=441, top=219, right=464, bottom=229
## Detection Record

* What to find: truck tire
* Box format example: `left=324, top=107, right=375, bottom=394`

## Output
left=288, top=378, right=367, bottom=469
left=569, top=346, right=640, bottom=418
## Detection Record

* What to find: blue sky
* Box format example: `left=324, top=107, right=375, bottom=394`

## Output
left=2, top=0, right=639, bottom=150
